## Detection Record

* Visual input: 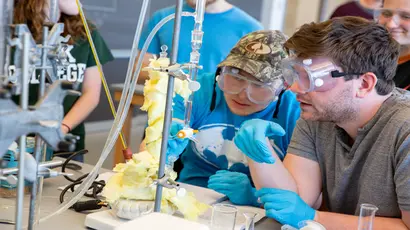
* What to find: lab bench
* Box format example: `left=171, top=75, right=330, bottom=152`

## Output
left=0, top=158, right=282, bottom=230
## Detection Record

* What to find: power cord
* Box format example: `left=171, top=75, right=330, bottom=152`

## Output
left=53, top=151, right=83, bottom=171
left=58, top=149, right=107, bottom=212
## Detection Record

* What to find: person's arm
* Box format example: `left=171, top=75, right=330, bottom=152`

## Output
left=61, top=29, right=113, bottom=133
left=135, top=51, right=154, bottom=84
left=314, top=210, right=409, bottom=230
left=135, top=12, right=162, bottom=84
left=139, top=140, right=146, bottom=151
left=247, top=91, right=302, bottom=189
left=61, top=66, right=101, bottom=133
left=248, top=147, right=322, bottom=207
left=247, top=138, right=297, bottom=192
left=390, top=129, right=410, bottom=229
left=247, top=118, right=322, bottom=207
left=403, top=211, right=410, bottom=229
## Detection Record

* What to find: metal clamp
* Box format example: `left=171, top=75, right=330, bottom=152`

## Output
left=151, top=174, right=186, bottom=197
left=143, top=63, right=202, bottom=92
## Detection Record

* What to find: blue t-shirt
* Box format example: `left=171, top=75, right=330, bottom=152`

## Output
left=138, top=3, right=263, bottom=73
left=173, top=73, right=301, bottom=187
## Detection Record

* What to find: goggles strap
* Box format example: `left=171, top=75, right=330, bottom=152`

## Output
left=331, top=70, right=364, bottom=78
left=273, top=90, right=285, bottom=118
left=210, top=71, right=219, bottom=112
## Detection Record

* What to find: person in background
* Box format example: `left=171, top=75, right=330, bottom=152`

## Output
left=141, top=30, right=300, bottom=207
left=12, top=0, right=114, bottom=161
left=235, top=17, right=410, bottom=229
left=375, top=0, right=410, bottom=90
left=137, top=0, right=263, bottom=82
left=330, top=0, right=382, bottom=19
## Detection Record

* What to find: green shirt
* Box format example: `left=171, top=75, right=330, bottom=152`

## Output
left=11, top=28, right=114, bottom=150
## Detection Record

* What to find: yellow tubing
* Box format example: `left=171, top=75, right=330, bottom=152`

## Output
left=76, top=0, right=127, bottom=149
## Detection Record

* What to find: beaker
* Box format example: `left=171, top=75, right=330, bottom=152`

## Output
left=210, top=204, right=237, bottom=230
left=243, top=212, right=258, bottom=230
left=298, top=220, right=326, bottom=230
left=358, top=203, right=378, bottom=230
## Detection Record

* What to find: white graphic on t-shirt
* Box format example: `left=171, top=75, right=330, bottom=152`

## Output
left=65, top=45, right=76, bottom=63
left=192, top=124, right=247, bottom=169
left=8, top=44, right=86, bottom=84
left=190, top=123, right=285, bottom=169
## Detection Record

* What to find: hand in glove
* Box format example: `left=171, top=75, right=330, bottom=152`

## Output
left=166, top=121, right=189, bottom=164
left=256, top=188, right=316, bottom=228
left=208, top=170, right=260, bottom=206
left=234, top=119, right=285, bottom=164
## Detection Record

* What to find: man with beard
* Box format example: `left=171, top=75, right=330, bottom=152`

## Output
left=234, top=17, right=410, bottom=229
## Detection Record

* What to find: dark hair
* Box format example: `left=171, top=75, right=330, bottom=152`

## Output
left=13, top=0, right=91, bottom=45
left=284, top=16, right=400, bottom=95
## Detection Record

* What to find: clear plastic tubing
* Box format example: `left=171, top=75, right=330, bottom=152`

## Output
left=195, top=0, right=206, bottom=28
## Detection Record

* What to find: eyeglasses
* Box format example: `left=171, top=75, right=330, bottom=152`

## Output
left=216, top=67, right=285, bottom=104
left=374, top=8, right=410, bottom=25
left=281, top=57, right=364, bottom=93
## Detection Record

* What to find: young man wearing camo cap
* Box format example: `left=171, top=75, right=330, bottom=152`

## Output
left=166, top=30, right=301, bottom=207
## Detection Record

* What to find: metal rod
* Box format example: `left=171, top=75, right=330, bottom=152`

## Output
left=15, top=32, right=30, bottom=230
left=4, top=0, right=14, bottom=83
left=1, top=160, right=64, bottom=175
left=0, top=0, right=14, bottom=80
left=28, top=25, right=49, bottom=230
left=48, top=0, right=59, bottom=24
left=37, top=27, right=48, bottom=97
left=317, top=0, right=328, bottom=22
left=0, top=0, right=8, bottom=77
left=154, top=0, right=183, bottom=212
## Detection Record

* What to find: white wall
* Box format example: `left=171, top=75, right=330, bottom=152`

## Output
left=262, top=0, right=350, bottom=36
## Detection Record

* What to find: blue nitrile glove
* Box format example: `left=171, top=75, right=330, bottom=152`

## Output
left=207, top=170, right=260, bottom=206
left=166, top=121, right=189, bottom=164
left=234, top=119, right=285, bottom=164
left=256, top=188, right=316, bottom=228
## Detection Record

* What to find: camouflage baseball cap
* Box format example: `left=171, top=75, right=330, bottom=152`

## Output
left=217, top=30, right=288, bottom=83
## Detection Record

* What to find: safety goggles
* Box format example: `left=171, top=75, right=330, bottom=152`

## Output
left=216, top=66, right=285, bottom=104
left=374, top=8, right=410, bottom=25
left=281, top=57, right=363, bottom=93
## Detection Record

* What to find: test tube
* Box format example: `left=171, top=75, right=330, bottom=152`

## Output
left=358, top=203, right=378, bottom=230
